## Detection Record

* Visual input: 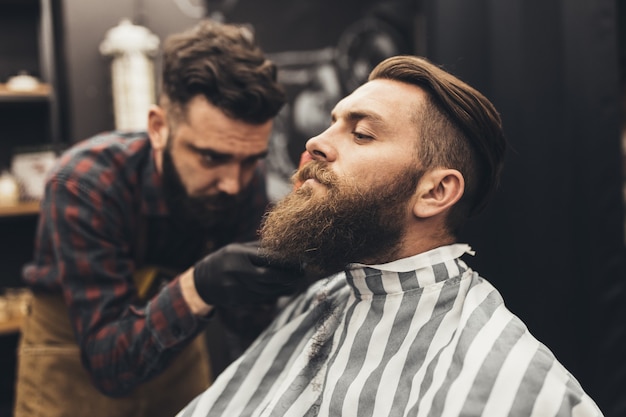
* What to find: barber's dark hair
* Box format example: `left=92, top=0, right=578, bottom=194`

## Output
left=160, top=19, right=285, bottom=124
left=369, top=55, right=506, bottom=234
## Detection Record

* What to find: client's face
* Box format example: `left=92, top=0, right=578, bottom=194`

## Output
left=259, top=160, right=421, bottom=276
left=261, top=79, right=429, bottom=276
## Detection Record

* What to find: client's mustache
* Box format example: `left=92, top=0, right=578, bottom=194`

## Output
left=292, top=161, right=338, bottom=187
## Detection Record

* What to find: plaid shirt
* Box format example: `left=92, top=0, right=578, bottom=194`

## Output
left=22, top=131, right=269, bottom=395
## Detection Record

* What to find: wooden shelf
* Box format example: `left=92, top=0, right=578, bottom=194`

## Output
left=0, top=83, right=52, bottom=102
left=0, top=200, right=40, bottom=217
left=0, top=316, right=22, bottom=336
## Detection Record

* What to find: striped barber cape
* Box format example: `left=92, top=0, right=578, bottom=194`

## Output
left=177, top=244, right=603, bottom=417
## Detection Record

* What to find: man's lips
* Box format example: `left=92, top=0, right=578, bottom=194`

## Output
left=296, top=173, right=327, bottom=191
left=293, top=152, right=337, bottom=191
left=293, top=151, right=314, bottom=190
left=302, top=178, right=323, bottom=188
left=294, top=177, right=320, bottom=191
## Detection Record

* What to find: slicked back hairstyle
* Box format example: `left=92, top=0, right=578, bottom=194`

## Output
left=160, top=19, right=285, bottom=125
left=369, top=55, right=506, bottom=234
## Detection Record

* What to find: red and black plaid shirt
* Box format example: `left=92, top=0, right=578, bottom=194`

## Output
left=22, top=131, right=269, bottom=395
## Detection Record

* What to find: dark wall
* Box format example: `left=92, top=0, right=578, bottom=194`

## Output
left=424, top=0, right=625, bottom=415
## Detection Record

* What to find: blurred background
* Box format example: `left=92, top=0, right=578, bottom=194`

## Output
left=0, top=0, right=625, bottom=415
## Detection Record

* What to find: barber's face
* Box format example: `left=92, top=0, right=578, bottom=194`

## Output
left=157, top=95, right=272, bottom=209
left=259, top=79, right=425, bottom=274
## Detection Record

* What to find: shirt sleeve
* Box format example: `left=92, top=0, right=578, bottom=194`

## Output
left=44, top=170, right=209, bottom=396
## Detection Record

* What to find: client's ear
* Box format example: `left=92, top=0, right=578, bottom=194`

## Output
left=413, top=168, right=464, bottom=219
left=147, top=105, right=169, bottom=151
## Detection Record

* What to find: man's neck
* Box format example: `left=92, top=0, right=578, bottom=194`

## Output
left=383, top=221, right=456, bottom=264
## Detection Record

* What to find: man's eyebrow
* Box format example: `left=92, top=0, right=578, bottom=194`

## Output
left=187, top=144, right=230, bottom=160
left=243, top=149, right=269, bottom=161
left=187, top=144, right=268, bottom=161
left=332, top=110, right=386, bottom=127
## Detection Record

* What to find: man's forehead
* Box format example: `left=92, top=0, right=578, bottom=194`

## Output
left=331, top=79, right=425, bottom=121
left=332, top=81, right=380, bottom=112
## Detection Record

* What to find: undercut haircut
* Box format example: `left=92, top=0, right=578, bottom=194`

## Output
left=369, top=56, right=506, bottom=234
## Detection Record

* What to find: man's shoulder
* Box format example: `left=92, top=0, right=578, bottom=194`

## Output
left=437, top=276, right=602, bottom=415
left=458, top=283, right=601, bottom=414
left=60, top=131, right=150, bottom=164
left=51, top=131, right=151, bottom=182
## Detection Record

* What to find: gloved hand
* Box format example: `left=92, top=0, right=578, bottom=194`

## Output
left=193, top=241, right=304, bottom=306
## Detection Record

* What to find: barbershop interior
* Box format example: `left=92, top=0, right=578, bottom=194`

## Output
left=0, top=0, right=625, bottom=416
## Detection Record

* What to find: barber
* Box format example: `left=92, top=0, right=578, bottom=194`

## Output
left=14, top=20, right=297, bottom=417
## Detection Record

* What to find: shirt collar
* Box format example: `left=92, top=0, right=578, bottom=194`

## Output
left=140, top=149, right=169, bottom=216
left=349, top=244, right=475, bottom=273
left=344, top=244, right=475, bottom=297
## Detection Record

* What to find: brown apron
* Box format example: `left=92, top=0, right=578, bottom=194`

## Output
left=13, top=294, right=212, bottom=417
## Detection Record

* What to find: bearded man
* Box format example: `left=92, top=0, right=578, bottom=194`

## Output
left=176, top=55, right=603, bottom=417
left=15, top=20, right=304, bottom=417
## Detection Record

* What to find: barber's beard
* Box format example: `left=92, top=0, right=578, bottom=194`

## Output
left=161, top=147, right=243, bottom=232
left=259, top=161, right=422, bottom=277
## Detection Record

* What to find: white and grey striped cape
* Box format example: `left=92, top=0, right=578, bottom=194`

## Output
left=177, top=244, right=603, bottom=417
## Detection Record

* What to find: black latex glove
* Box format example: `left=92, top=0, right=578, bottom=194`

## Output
left=193, top=241, right=304, bottom=306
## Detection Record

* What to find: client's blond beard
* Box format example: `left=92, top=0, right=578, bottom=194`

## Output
left=259, top=161, right=421, bottom=277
